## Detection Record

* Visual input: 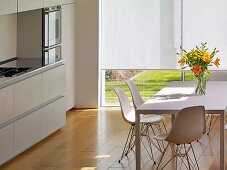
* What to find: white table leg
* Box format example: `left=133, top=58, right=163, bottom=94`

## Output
left=220, top=111, right=225, bottom=170
left=136, top=112, right=141, bottom=170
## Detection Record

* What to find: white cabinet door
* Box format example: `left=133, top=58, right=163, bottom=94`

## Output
left=62, top=0, right=77, bottom=4
left=62, top=4, right=76, bottom=110
left=42, top=65, right=66, bottom=103
left=0, top=0, right=17, bottom=15
left=18, top=0, right=43, bottom=12
left=14, top=75, right=41, bottom=116
left=42, top=97, right=65, bottom=138
left=43, top=0, right=63, bottom=7
left=0, top=124, right=13, bottom=165
left=14, top=110, right=42, bottom=155
left=0, top=86, right=13, bottom=124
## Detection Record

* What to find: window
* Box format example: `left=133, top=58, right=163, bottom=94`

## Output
left=102, top=70, right=182, bottom=105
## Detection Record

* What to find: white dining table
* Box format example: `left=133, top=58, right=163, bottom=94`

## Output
left=135, top=81, right=227, bottom=170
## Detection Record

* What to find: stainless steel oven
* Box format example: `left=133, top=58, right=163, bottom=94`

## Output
left=43, top=6, right=61, bottom=66
left=43, top=6, right=61, bottom=47
left=44, top=46, right=61, bottom=65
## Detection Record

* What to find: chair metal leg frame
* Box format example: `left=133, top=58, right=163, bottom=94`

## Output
left=118, top=126, right=134, bottom=163
left=143, top=125, right=159, bottom=164
left=149, top=124, right=166, bottom=152
left=162, top=121, right=168, bottom=133
left=156, top=143, right=199, bottom=170
left=118, top=124, right=157, bottom=164
left=206, top=114, right=219, bottom=135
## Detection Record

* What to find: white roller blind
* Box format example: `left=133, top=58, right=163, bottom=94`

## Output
left=183, top=0, right=227, bottom=69
left=101, top=0, right=181, bottom=69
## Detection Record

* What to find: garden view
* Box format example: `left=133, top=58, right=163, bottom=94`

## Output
left=105, top=70, right=196, bottom=103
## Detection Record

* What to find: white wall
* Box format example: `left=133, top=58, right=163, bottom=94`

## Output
left=62, top=4, right=77, bottom=110
left=75, top=0, right=99, bottom=108
left=0, top=14, right=17, bottom=62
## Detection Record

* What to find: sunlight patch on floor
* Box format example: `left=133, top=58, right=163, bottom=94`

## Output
left=94, top=154, right=111, bottom=159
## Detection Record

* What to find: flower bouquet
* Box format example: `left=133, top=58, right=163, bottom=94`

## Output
left=178, top=43, right=220, bottom=95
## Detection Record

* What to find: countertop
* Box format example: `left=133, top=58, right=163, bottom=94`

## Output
left=0, top=58, right=66, bottom=89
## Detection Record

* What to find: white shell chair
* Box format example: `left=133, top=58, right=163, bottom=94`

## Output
left=155, top=106, right=206, bottom=170
left=125, top=80, right=167, bottom=150
left=206, top=71, right=227, bottom=134
left=115, top=87, right=164, bottom=164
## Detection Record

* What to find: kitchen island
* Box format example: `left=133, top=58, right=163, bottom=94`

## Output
left=0, top=58, right=66, bottom=165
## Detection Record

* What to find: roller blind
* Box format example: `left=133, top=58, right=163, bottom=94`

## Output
left=101, top=0, right=181, bottom=69
left=183, top=0, right=227, bottom=69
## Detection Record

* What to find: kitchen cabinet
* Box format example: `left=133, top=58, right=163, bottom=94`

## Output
left=0, top=124, right=13, bottom=165
left=62, top=3, right=76, bottom=110
left=18, top=0, right=43, bottom=12
left=42, top=97, right=65, bottom=138
left=0, top=86, right=13, bottom=124
left=0, top=0, right=17, bottom=15
left=0, top=63, right=66, bottom=165
left=42, top=65, right=66, bottom=103
left=43, top=0, right=63, bottom=7
left=14, top=74, right=41, bottom=116
left=62, top=0, right=77, bottom=4
left=14, top=109, right=42, bottom=155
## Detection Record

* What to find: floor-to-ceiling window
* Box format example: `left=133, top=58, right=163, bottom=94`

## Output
left=100, top=0, right=181, bottom=105
left=100, top=0, right=227, bottom=106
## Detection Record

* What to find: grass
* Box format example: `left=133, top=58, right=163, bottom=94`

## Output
left=105, top=70, right=195, bottom=103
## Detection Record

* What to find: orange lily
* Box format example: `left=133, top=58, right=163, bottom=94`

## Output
left=202, top=54, right=211, bottom=63
left=178, top=57, right=186, bottom=67
left=193, top=65, right=202, bottom=76
left=214, top=57, right=220, bottom=67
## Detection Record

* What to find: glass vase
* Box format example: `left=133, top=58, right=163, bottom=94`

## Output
left=195, top=72, right=206, bottom=95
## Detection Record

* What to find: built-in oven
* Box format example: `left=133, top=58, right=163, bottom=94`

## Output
left=43, top=6, right=61, bottom=47
left=43, top=6, right=61, bottom=66
left=44, top=46, right=61, bottom=65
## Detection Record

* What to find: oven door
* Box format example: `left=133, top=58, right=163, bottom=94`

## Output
left=43, top=46, right=61, bottom=66
left=44, top=8, right=61, bottom=47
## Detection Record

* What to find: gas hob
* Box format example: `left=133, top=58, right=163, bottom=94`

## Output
left=0, top=67, right=31, bottom=77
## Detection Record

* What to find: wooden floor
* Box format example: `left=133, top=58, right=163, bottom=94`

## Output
left=0, top=108, right=226, bottom=170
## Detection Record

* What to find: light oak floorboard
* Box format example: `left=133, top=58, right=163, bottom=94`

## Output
left=0, top=108, right=225, bottom=170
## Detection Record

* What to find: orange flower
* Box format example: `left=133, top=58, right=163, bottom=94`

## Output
left=202, top=54, right=211, bottom=63
left=193, top=65, right=202, bottom=76
left=214, top=57, right=220, bottom=67
left=178, top=57, right=186, bottom=67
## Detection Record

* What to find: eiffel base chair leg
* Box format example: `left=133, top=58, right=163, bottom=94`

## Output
left=156, top=143, right=200, bottom=170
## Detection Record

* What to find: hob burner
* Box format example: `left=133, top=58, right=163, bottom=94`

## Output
left=0, top=67, right=31, bottom=77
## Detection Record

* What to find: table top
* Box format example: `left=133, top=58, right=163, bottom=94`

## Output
left=136, top=81, right=227, bottom=114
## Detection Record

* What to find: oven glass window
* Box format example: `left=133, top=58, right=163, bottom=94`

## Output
left=48, top=11, right=61, bottom=46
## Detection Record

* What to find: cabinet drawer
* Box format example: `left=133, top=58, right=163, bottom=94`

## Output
left=13, top=74, right=41, bottom=116
left=0, top=86, right=13, bottom=124
left=42, top=65, right=66, bottom=103
left=42, top=97, right=66, bottom=138
left=14, top=110, right=42, bottom=155
left=0, top=124, right=13, bottom=165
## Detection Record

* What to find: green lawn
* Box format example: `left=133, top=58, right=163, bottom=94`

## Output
left=105, top=70, right=195, bottom=103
